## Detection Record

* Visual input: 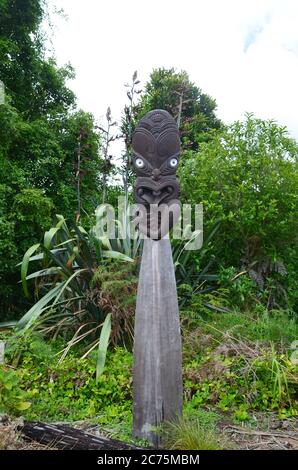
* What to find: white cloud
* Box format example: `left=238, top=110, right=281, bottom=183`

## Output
left=49, top=0, right=298, bottom=141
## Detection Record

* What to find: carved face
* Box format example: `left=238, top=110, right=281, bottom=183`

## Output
left=132, top=109, right=180, bottom=206
left=132, top=109, right=181, bottom=238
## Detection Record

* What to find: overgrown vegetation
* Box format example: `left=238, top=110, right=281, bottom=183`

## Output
left=1, top=306, right=297, bottom=445
left=0, top=0, right=297, bottom=451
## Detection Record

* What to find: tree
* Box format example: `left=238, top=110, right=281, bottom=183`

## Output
left=0, top=1, right=103, bottom=318
left=134, top=68, right=221, bottom=150
left=53, top=110, right=102, bottom=222
left=0, top=0, right=75, bottom=118
left=179, top=114, right=298, bottom=309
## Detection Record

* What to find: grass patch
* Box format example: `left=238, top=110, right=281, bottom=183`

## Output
left=182, top=308, right=298, bottom=345
left=160, top=414, right=229, bottom=450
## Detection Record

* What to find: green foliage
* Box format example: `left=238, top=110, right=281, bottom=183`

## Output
left=55, top=110, right=102, bottom=221
left=173, top=221, right=220, bottom=309
left=0, top=1, right=104, bottom=319
left=182, top=303, right=298, bottom=346
left=0, top=367, right=31, bottom=415
left=135, top=68, right=221, bottom=150
left=94, top=202, right=142, bottom=259
left=217, top=267, right=258, bottom=310
left=182, top=309, right=298, bottom=418
left=180, top=114, right=298, bottom=263
left=3, top=338, right=133, bottom=425
left=0, top=216, right=134, bottom=377
left=0, top=0, right=75, bottom=117
left=13, top=189, right=54, bottom=250
left=4, top=331, right=55, bottom=366
left=0, top=102, right=104, bottom=317
left=180, top=114, right=298, bottom=310
left=96, top=313, right=112, bottom=383
left=15, top=216, right=132, bottom=364
left=91, top=260, right=138, bottom=346
left=1, top=305, right=297, bottom=443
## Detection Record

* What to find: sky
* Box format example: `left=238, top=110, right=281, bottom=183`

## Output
left=48, top=0, right=298, bottom=142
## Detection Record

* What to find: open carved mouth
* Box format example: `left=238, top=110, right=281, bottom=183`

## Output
left=135, top=178, right=179, bottom=206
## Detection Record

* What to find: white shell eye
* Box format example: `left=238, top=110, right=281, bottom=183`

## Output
left=170, top=158, right=178, bottom=168
left=135, top=157, right=144, bottom=168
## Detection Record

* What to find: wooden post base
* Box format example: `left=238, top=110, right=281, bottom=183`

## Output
left=133, top=238, right=183, bottom=446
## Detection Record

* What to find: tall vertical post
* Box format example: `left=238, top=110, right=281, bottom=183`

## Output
left=131, top=110, right=183, bottom=446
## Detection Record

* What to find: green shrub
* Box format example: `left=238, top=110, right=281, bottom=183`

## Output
left=180, top=115, right=298, bottom=311
left=14, top=345, right=133, bottom=423
left=0, top=216, right=135, bottom=380
left=0, top=367, right=31, bottom=415
left=183, top=340, right=298, bottom=418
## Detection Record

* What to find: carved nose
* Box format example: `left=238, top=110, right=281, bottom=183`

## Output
left=152, top=169, right=161, bottom=180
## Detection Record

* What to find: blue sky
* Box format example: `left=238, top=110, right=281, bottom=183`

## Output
left=244, top=22, right=268, bottom=52
left=49, top=0, right=298, bottom=142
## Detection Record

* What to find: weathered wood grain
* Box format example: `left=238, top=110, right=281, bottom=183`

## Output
left=133, top=238, right=183, bottom=446
left=19, top=421, right=143, bottom=450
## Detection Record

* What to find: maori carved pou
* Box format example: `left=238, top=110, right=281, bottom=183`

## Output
left=132, top=109, right=181, bottom=239
left=132, top=109, right=183, bottom=446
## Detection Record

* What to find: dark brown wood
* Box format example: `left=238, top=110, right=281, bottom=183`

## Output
left=132, top=109, right=181, bottom=239
left=19, top=421, right=144, bottom=450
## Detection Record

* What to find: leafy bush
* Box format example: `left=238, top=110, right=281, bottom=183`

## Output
left=217, top=266, right=259, bottom=311
left=182, top=322, right=298, bottom=418
left=0, top=367, right=31, bottom=415
left=180, top=114, right=298, bottom=310
left=134, top=68, right=221, bottom=150
left=0, top=215, right=135, bottom=380
left=173, top=221, right=220, bottom=309
left=0, top=0, right=104, bottom=319
left=3, top=340, right=132, bottom=425
left=90, top=261, right=137, bottom=347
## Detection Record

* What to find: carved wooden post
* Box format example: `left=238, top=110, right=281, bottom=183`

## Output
left=132, top=110, right=183, bottom=446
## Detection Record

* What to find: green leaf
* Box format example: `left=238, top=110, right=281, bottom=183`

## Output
left=15, top=401, right=31, bottom=411
left=16, top=248, right=66, bottom=266
left=52, top=268, right=87, bottom=304
left=103, top=250, right=133, bottom=263
left=44, top=227, right=60, bottom=249
left=0, top=320, right=17, bottom=328
left=16, top=282, right=66, bottom=331
left=96, top=313, right=112, bottom=383
left=24, top=267, right=62, bottom=281
left=43, top=246, right=73, bottom=277
left=21, top=243, right=40, bottom=297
